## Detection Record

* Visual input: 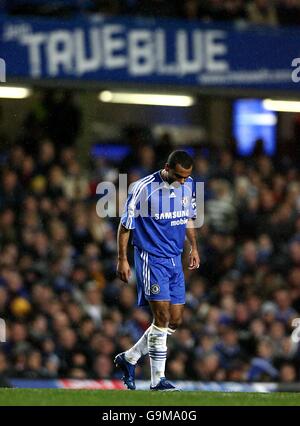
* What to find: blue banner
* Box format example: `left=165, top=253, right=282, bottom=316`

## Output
left=0, top=15, right=299, bottom=89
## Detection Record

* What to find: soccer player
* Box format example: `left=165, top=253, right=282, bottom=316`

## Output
left=115, top=150, right=200, bottom=391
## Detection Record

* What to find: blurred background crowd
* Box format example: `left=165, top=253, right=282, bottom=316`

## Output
left=0, top=89, right=300, bottom=385
left=0, top=0, right=300, bottom=388
left=0, top=0, right=300, bottom=27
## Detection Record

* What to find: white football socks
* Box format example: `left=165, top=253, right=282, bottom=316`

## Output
left=124, top=326, right=151, bottom=365
left=124, top=324, right=176, bottom=387
left=167, top=327, right=176, bottom=336
left=148, top=324, right=168, bottom=387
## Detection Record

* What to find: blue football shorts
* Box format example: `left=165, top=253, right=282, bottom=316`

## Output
left=134, top=246, right=185, bottom=306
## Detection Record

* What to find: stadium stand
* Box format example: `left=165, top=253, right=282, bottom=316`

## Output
left=0, top=89, right=300, bottom=384
left=0, top=0, right=300, bottom=27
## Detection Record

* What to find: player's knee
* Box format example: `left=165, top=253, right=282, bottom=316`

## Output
left=169, top=317, right=182, bottom=330
left=154, top=310, right=170, bottom=328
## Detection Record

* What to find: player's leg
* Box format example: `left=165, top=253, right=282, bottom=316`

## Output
left=114, top=247, right=148, bottom=390
left=117, top=300, right=170, bottom=389
left=122, top=249, right=151, bottom=366
left=168, top=255, right=186, bottom=318
left=123, top=247, right=157, bottom=364
left=123, top=303, right=183, bottom=365
left=148, top=300, right=172, bottom=388
left=148, top=255, right=186, bottom=389
left=116, top=249, right=176, bottom=390
left=168, top=303, right=185, bottom=336
left=123, top=323, right=151, bottom=364
left=147, top=256, right=186, bottom=390
left=114, top=324, right=151, bottom=390
left=115, top=248, right=168, bottom=389
left=135, top=251, right=171, bottom=389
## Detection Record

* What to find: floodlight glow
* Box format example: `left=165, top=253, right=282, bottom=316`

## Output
left=99, top=91, right=195, bottom=107
left=263, top=99, right=300, bottom=113
left=0, top=86, right=32, bottom=99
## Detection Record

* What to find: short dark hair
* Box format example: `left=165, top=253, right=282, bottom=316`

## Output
left=167, top=150, right=193, bottom=169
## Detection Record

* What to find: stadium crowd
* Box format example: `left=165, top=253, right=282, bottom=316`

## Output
left=0, top=91, right=300, bottom=385
left=1, top=0, right=300, bottom=27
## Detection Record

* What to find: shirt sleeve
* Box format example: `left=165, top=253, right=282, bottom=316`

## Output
left=121, top=192, right=136, bottom=230
left=120, top=181, right=144, bottom=230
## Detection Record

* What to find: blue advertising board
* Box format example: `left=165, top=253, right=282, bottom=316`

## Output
left=0, top=15, right=299, bottom=89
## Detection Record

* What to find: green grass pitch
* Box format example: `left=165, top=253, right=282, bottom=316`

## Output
left=0, top=389, right=299, bottom=406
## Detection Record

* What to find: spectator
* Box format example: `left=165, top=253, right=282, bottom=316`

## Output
left=246, top=0, right=278, bottom=26
left=0, top=351, right=11, bottom=387
left=248, top=339, right=279, bottom=381
left=279, top=363, right=298, bottom=382
left=277, top=0, right=300, bottom=26
left=135, top=0, right=181, bottom=18
left=273, top=289, right=297, bottom=324
left=223, top=0, right=247, bottom=22
left=193, top=352, right=224, bottom=380
left=93, top=354, right=114, bottom=379
left=200, top=0, right=227, bottom=21
left=23, top=350, right=46, bottom=378
left=206, top=179, right=237, bottom=233
left=63, top=161, right=90, bottom=201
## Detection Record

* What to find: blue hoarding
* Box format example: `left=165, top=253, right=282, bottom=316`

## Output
left=0, top=15, right=299, bottom=89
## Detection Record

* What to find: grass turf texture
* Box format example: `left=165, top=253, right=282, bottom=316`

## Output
left=0, top=389, right=299, bottom=406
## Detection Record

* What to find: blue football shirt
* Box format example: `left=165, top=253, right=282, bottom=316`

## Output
left=121, top=170, right=196, bottom=258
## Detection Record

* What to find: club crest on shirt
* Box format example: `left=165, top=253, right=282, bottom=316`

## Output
left=182, top=196, right=189, bottom=207
left=151, top=284, right=160, bottom=294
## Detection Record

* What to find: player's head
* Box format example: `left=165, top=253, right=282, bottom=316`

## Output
left=165, top=150, right=193, bottom=185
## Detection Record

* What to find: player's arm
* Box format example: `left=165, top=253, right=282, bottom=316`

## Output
left=116, top=223, right=132, bottom=283
left=117, top=178, right=145, bottom=282
left=186, top=219, right=200, bottom=270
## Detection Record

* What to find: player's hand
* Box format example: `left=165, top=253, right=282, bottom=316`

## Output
left=116, top=259, right=131, bottom=283
left=188, top=248, right=200, bottom=270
